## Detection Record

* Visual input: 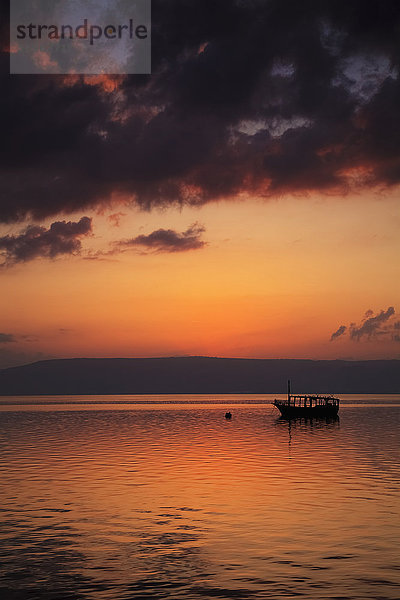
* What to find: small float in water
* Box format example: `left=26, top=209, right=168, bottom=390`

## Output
left=273, top=380, right=340, bottom=419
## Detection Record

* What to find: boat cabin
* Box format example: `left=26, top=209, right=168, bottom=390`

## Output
left=273, top=380, right=340, bottom=418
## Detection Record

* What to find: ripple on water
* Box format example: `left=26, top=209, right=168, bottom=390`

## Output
left=0, top=398, right=400, bottom=599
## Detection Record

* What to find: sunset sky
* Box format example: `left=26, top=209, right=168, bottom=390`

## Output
left=1, top=1, right=400, bottom=368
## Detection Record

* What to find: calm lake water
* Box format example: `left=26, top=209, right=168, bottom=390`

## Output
left=0, top=395, right=399, bottom=600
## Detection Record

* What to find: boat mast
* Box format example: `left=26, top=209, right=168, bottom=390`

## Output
left=287, top=379, right=291, bottom=405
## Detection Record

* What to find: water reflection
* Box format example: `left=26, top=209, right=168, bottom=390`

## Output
left=0, top=398, right=399, bottom=599
left=273, top=416, right=340, bottom=458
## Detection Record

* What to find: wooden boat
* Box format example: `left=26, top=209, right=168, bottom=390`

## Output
left=273, top=380, right=340, bottom=419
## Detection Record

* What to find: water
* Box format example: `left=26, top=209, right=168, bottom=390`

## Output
left=0, top=395, right=399, bottom=599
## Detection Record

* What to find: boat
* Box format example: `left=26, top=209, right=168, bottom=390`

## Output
left=273, top=380, right=340, bottom=419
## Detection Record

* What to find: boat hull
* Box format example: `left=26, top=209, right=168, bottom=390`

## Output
left=273, top=402, right=339, bottom=419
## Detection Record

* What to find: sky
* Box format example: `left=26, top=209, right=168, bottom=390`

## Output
left=1, top=0, right=400, bottom=368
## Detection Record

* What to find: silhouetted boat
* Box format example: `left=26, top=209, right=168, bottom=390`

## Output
left=273, top=380, right=340, bottom=419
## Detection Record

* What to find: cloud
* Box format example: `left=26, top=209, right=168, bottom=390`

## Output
left=350, top=306, right=395, bottom=340
left=0, top=333, right=15, bottom=343
left=1, top=1, right=400, bottom=222
left=115, top=223, right=206, bottom=254
left=33, top=50, right=58, bottom=71
left=0, top=332, right=39, bottom=344
left=330, top=306, right=399, bottom=343
left=330, top=325, right=347, bottom=341
left=107, top=213, right=126, bottom=227
left=0, top=217, right=92, bottom=265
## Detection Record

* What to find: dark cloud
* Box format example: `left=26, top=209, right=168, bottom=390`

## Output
left=0, top=332, right=39, bottom=344
left=115, top=223, right=206, bottom=254
left=330, top=306, right=398, bottom=342
left=350, top=306, right=395, bottom=340
left=0, top=333, right=15, bottom=343
left=330, top=325, right=347, bottom=341
left=2, top=1, right=400, bottom=223
left=0, top=217, right=92, bottom=265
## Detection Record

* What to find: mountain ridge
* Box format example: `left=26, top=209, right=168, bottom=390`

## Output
left=0, top=357, right=399, bottom=395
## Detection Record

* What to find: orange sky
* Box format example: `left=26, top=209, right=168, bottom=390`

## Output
left=1, top=191, right=399, bottom=367
left=3, top=0, right=400, bottom=369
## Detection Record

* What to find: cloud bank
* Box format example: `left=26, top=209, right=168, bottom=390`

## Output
left=330, top=306, right=400, bottom=342
left=115, top=223, right=206, bottom=254
left=349, top=306, right=395, bottom=340
left=0, top=217, right=92, bottom=265
left=1, top=1, right=400, bottom=223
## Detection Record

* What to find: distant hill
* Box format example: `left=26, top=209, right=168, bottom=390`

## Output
left=0, top=357, right=399, bottom=395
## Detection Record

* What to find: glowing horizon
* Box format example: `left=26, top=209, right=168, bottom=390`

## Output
left=2, top=1, right=400, bottom=368
left=1, top=193, right=399, bottom=368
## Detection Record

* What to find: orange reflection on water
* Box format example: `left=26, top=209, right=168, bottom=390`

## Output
left=1, top=401, right=399, bottom=599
